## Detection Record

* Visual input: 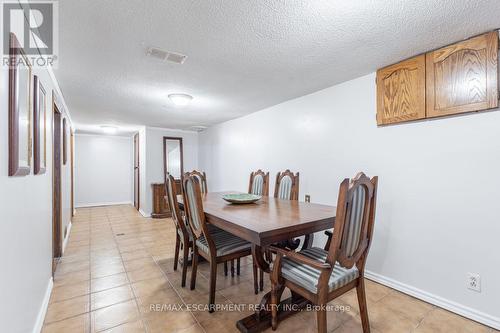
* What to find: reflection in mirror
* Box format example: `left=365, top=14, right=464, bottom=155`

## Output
left=163, top=137, right=183, bottom=180
left=8, top=32, right=32, bottom=176
left=18, top=54, right=31, bottom=168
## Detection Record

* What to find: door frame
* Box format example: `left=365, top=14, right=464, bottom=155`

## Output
left=52, top=92, right=63, bottom=274
left=133, top=133, right=140, bottom=211
left=70, top=129, right=74, bottom=217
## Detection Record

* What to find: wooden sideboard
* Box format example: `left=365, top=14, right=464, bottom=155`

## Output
left=151, top=179, right=182, bottom=218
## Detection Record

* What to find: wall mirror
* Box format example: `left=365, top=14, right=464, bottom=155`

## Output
left=163, top=137, right=183, bottom=180
left=33, top=76, right=47, bottom=174
left=8, top=32, right=32, bottom=176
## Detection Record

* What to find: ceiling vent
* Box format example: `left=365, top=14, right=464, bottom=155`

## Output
left=146, top=47, right=187, bottom=64
left=190, top=126, right=208, bottom=132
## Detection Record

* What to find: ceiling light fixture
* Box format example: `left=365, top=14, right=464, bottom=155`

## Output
left=101, top=125, right=118, bottom=134
left=168, top=93, right=193, bottom=107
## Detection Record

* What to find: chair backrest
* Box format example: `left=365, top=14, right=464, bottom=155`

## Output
left=184, top=170, right=208, bottom=193
left=274, top=170, right=299, bottom=200
left=182, top=175, right=211, bottom=242
left=248, top=170, right=269, bottom=196
left=326, top=172, right=378, bottom=271
left=165, top=174, right=189, bottom=237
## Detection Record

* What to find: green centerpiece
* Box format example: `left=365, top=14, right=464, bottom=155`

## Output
left=222, top=193, right=262, bottom=204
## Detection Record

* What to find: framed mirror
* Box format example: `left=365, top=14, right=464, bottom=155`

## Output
left=33, top=76, right=47, bottom=174
left=8, top=33, right=32, bottom=177
left=163, top=137, right=183, bottom=181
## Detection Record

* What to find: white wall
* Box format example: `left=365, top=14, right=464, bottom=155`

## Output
left=198, top=73, right=500, bottom=329
left=139, top=127, right=199, bottom=216
left=75, top=134, right=133, bottom=207
left=0, top=13, right=74, bottom=333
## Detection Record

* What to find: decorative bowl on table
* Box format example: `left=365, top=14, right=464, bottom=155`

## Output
left=222, top=193, right=262, bottom=204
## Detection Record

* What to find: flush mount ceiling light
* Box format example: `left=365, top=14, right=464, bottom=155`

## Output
left=168, top=93, right=193, bottom=107
left=101, top=125, right=118, bottom=134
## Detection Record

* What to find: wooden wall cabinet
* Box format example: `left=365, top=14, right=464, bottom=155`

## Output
left=376, top=31, right=499, bottom=125
left=426, top=31, right=498, bottom=118
left=376, top=55, right=426, bottom=125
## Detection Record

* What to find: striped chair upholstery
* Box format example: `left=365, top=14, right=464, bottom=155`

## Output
left=196, top=230, right=252, bottom=256
left=281, top=247, right=359, bottom=294
left=277, top=175, right=293, bottom=200
left=251, top=174, right=264, bottom=195
left=185, top=178, right=202, bottom=230
left=344, top=186, right=366, bottom=257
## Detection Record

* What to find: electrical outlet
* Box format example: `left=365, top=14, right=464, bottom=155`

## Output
left=305, top=195, right=311, bottom=203
left=467, top=273, right=481, bottom=292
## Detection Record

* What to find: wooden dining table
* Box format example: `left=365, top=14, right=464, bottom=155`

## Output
left=178, top=191, right=336, bottom=333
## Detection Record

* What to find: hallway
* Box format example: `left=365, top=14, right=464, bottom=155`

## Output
left=41, top=205, right=494, bottom=333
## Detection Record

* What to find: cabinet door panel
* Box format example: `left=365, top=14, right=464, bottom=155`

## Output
left=377, top=55, right=426, bottom=125
left=426, top=31, right=498, bottom=118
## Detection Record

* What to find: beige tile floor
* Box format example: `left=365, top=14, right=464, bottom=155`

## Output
left=42, top=205, right=496, bottom=333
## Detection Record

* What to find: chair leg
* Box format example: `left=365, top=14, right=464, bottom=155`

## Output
left=259, top=267, right=264, bottom=291
left=252, top=263, right=258, bottom=294
left=181, top=242, right=189, bottom=287
left=316, top=306, right=327, bottom=333
left=357, top=279, right=371, bottom=333
left=231, top=259, right=235, bottom=277
left=237, top=258, right=241, bottom=275
left=224, top=261, right=228, bottom=276
left=271, top=282, right=281, bottom=330
left=190, top=247, right=199, bottom=290
left=173, top=234, right=180, bottom=271
left=208, top=260, right=218, bottom=313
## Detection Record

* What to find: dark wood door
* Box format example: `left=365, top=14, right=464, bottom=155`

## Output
left=134, top=133, right=140, bottom=210
left=52, top=103, right=62, bottom=274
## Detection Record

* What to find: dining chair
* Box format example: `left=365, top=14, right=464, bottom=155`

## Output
left=165, top=174, right=192, bottom=287
left=182, top=175, right=259, bottom=312
left=269, top=172, right=378, bottom=333
left=183, top=170, right=238, bottom=276
left=184, top=170, right=208, bottom=193
left=248, top=169, right=269, bottom=291
left=274, top=169, right=299, bottom=200
left=248, top=169, right=269, bottom=196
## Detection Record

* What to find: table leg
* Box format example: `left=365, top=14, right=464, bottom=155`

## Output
left=236, top=245, right=310, bottom=333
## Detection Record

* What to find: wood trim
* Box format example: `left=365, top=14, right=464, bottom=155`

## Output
left=163, top=136, right=184, bottom=183
left=133, top=133, right=140, bottom=211
left=8, top=32, right=32, bottom=177
left=62, top=118, right=67, bottom=165
left=70, top=129, right=74, bottom=217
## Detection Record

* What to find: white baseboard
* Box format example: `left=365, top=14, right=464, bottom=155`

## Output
left=62, top=220, right=72, bottom=254
left=139, top=208, right=150, bottom=218
left=365, top=270, right=500, bottom=330
left=75, top=201, right=133, bottom=208
left=32, top=277, right=53, bottom=333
